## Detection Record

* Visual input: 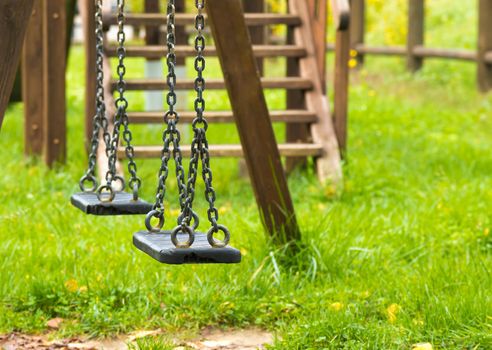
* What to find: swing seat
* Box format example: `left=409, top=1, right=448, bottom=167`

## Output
left=71, top=192, right=153, bottom=216
left=133, top=230, right=242, bottom=264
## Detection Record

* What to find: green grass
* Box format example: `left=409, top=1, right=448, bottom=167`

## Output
left=1, top=2, right=492, bottom=349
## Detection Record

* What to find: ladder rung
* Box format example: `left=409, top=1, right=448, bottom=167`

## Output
left=127, top=110, right=317, bottom=124
left=103, top=13, right=302, bottom=27
left=105, top=45, right=307, bottom=59
left=114, top=78, right=313, bottom=91
left=120, top=143, right=323, bottom=158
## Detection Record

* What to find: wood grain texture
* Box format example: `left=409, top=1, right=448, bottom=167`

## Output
left=407, top=0, right=424, bottom=72
left=42, top=0, right=66, bottom=165
left=207, top=0, right=301, bottom=243
left=0, top=0, right=35, bottom=130
left=290, top=0, right=343, bottom=186
left=307, top=0, right=328, bottom=90
left=243, top=0, right=265, bottom=75
left=23, top=0, right=44, bottom=155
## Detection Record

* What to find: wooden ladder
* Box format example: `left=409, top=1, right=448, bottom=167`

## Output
left=82, top=0, right=349, bottom=185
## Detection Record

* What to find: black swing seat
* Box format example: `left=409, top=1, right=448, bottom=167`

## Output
left=133, top=230, right=242, bottom=264
left=71, top=192, right=153, bottom=216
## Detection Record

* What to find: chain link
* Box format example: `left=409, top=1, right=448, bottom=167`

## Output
left=182, top=0, right=224, bottom=234
left=102, top=0, right=141, bottom=197
left=147, top=0, right=187, bottom=229
left=79, top=0, right=111, bottom=192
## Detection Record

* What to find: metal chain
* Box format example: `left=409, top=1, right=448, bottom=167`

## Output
left=79, top=0, right=111, bottom=192
left=183, top=0, right=231, bottom=248
left=146, top=0, right=188, bottom=232
left=99, top=0, right=142, bottom=200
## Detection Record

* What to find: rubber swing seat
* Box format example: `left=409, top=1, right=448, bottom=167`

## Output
left=71, top=192, right=153, bottom=216
left=133, top=230, right=242, bottom=264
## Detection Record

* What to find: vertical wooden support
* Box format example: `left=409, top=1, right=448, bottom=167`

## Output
left=207, top=0, right=301, bottom=243
left=350, top=0, right=364, bottom=67
left=0, top=0, right=35, bottom=130
left=407, top=0, right=424, bottom=72
left=332, top=0, right=351, bottom=156
left=477, top=0, right=492, bottom=92
left=42, top=0, right=66, bottom=165
left=23, top=0, right=44, bottom=155
left=243, top=0, right=265, bottom=74
left=80, top=0, right=96, bottom=148
left=307, top=0, right=328, bottom=90
left=285, top=6, right=308, bottom=172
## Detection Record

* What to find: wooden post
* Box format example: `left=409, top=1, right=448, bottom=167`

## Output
left=407, top=0, right=424, bottom=72
left=207, top=0, right=301, bottom=243
left=350, top=0, right=365, bottom=67
left=332, top=1, right=351, bottom=156
left=23, top=0, right=45, bottom=155
left=80, top=0, right=96, bottom=148
left=0, top=0, right=35, bottom=130
left=243, top=0, right=265, bottom=75
left=285, top=23, right=309, bottom=173
left=477, top=0, right=492, bottom=92
left=290, top=0, right=343, bottom=185
left=42, top=0, right=66, bottom=165
left=307, top=0, right=328, bottom=90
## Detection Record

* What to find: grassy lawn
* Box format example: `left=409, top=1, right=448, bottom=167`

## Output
left=1, top=2, right=492, bottom=349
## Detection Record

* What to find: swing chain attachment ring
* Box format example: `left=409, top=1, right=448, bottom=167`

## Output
left=96, top=184, right=116, bottom=202
left=171, top=224, right=195, bottom=248
left=207, top=224, right=230, bottom=248
left=130, top=178, right=142, bottom=201
left=79, top=175, right=98, bottom=192
left=145, top=209, right=165, bottom=233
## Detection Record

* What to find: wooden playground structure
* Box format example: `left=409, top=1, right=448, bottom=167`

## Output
left=341, top=0, right=492, bottom=92
left=0, top=0, right=351, bottom=243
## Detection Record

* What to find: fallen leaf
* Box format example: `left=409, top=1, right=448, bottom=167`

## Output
left=47, top=317, right=64, bottom=329
left=412, top=343, right=433, bottom=350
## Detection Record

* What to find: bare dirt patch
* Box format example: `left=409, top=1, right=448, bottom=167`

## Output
left=0, top=328, right=273, bottom=350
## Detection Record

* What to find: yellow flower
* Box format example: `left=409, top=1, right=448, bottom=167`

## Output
left=368, top=90, right=376, bottom=97
left=64, top=279, right=79, bottom=293
left=350, top=49, right=358, bottom=57
left=330, top=302, right=344, bottom=311
left=386, top=303, right=400, bottom=323
left=78, top=285, right=88, bottom=293
left=218, top=206, right=229, bottom=215
left=170, top=208, right=181, bottom=217
left=412, top=343, right=433, bottom=350
left=348, top=58, right=358, bottom=69
left=484, top=228, right=490, bottom=237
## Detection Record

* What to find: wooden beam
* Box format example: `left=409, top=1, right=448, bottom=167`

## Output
left=350, top=0, right=365, bottom=67
left=79, top=0, right=96, bottom=148
left=407, top=0, right=424, bottom=72
left=23, top=0, right=44, bottom=155
left=307, top=0, right=328, bottom=90
left=285, top=20, right=309, bottom=173
left=42, top=0, right=66, bottom=165
left=290, top=0, right=343, bottom=186
left=102, top=13, right=302, bottom=27
left=478, top=0, right=492, bottom=92
left=333, top=16, right=351, bottom=156
left=0, top=0, right=35, bottom=130
left=207, top=0, right=301, bottom=244
left=243, top=0, right=265, bottom=75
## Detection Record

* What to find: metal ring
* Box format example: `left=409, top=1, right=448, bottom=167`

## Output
left=171, top=225, right=195, bottom=248
left=145, top=210, right=164, bottom=233
left=207, top=224, right=230, bottom=248
left=112, top=175, right=126, bottom=192
left=132, top=182, right=139, bottom=201
left=177, top=211, right=199, bottom=231
left=96, top=184, right=115, bottom=202
left=79, top=175, right=97, bottom=192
